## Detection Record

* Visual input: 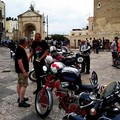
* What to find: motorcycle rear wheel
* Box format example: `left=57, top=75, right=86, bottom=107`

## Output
left=35, top=88, right=53, bottom=118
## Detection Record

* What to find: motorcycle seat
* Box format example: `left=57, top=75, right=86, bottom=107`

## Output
left=78, top=84, right=98, bottom=92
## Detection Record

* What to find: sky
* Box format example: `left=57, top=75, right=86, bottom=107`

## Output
left=3, top=0, right=94, bottom=35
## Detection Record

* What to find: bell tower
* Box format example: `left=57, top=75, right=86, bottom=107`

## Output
left=94, top=0, right=120, bottom=39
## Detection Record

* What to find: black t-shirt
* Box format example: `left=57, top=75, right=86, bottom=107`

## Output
left=31, top=40, right=49, bottom=61
left=15, top=46, right=29, bottom=73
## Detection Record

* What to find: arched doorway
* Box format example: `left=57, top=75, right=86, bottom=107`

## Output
left=24, top=23, right=36, bottom=40
left=18, top=8, right=45, bottom=40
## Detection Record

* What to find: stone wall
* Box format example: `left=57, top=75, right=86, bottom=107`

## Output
left=94, top=0, right=120, bottom=40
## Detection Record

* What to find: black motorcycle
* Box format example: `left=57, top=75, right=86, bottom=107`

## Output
left=63, top=81, right=120, bottom=120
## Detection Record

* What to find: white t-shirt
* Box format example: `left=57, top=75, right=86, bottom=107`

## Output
left=111, top=41, right=117, bottom=52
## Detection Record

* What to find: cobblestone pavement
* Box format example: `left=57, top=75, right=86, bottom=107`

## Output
left=0, top=47, right=119, bottom=120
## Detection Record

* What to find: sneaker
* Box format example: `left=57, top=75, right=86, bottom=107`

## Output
left=18, top=101, right=30, bottom=107
left=17, top=97, right=29, bottom=103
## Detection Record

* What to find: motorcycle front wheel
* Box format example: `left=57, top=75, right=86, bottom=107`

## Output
left=35, top=88, right=53, bottom=119
left=28, top=70, right=36, bottom=82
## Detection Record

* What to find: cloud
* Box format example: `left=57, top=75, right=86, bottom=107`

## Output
left=3, top=0, right=93, bottom=34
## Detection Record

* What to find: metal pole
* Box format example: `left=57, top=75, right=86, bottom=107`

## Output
left=46, top=15, right=48, bottom=43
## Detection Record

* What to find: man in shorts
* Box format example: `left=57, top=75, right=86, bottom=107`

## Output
left=15, top=38, right=30, bottom=107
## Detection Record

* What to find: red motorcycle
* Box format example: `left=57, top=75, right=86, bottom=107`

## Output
left=34, top=62, right=98, bottom=118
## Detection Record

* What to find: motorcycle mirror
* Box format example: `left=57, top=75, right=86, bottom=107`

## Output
left=42, top=66, right=47, bottom=72
left=90, top=71, right=98, bottom=85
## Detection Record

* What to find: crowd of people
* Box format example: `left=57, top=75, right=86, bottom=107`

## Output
left=79, top=37, right=111, bottom=54
left=3, top=34, right=118, bottom=108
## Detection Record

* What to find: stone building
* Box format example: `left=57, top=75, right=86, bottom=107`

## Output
left=0, top=0, right=5, bottom=42
left=70, top=0, right=120, bottom=48
left=94, top=0, right=120, bottom=40
left=0, top=0, right=2, bottom=42
left=18, top=5, right=45, bottom=40
left=70, top=17, right=94, bottom=48
left=6, top=18, right=18, bottom=40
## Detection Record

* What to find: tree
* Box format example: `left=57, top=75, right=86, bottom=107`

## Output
left=49, top=34, right=70, bottom=46
left=50, top=34, right=65, bottom=41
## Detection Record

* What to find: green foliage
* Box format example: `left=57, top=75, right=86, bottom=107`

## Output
left=51, top=34, right=64, bottom=41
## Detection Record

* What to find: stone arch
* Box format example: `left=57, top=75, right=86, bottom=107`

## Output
left=23, top=23, right=36, bottom=40
left=18, top=9, right=45, bottom=40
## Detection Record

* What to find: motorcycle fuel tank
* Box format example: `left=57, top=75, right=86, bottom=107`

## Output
left=59, top=66, right=82, bottom=85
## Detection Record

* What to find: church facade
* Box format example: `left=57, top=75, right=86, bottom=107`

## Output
left=18, top=6, right=45, bottom=40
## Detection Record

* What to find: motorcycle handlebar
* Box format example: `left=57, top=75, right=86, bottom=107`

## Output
left=93, top=100, right=101, bottom=110
left=39, top=73, right=50, bottom=78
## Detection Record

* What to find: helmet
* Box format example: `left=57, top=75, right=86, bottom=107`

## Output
left=50, top=46, right=57, bottom=53
left=45, top=55, right=54, bottom=64
left=50, top=62, right=65, bottom=74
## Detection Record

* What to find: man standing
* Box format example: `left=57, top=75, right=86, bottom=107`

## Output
left=80, top=40, right=91, bottom=74
left=111, top=36, right=119, bottom=66
left=15, top=38, right=30, bottom=107
left=8, top=40, right=16, bottom=59
left=29, top=33, right=49, bottom=94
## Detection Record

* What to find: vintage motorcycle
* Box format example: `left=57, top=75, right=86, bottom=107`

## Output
left=34, top=61, right=98, bottom=119
left=28, top=53, right=84, bottom=82
left=28, top=55, right=56, bottom=82
left=62, top=81, right=120, bottom=120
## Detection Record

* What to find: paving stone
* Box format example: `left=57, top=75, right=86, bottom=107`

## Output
left=0, top=47, right=120, bottom=120
left=0, top=86, right=16, bottom=101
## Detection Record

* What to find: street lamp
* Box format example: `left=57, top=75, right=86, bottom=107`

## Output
left=43, top=15, right=48, bottom=43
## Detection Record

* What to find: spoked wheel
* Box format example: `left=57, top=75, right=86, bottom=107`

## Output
left=35, top=88, right=53, bottom=119
left=28, top=70, right=36, bottom=82
left=114, top=59, right=120, bottom=69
